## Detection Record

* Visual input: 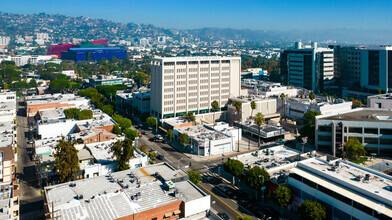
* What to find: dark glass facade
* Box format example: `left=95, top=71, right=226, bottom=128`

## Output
left=368, top=50, right=380, bottom=86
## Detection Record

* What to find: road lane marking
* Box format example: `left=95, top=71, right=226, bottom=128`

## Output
left=198, top=183, right=243, bottom=217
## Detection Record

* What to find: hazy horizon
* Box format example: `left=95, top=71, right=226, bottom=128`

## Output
left=1, top=0, right=392, bottom=31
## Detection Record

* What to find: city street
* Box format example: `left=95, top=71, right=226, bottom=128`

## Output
left=16, top=100, right=44, bottom=220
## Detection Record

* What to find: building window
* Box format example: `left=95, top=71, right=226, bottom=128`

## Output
left=380, top=138, right=392, bottom=145
left=380, top=129, right=392, bottom=135
left=318, top=135, right=332, bottom=142
left=364, top=138, right=378, bottom=144
left=349, top=127, right=362, bottom=134
left=353, top=201, right=374, bottom=216
left=318, top=126, right=332, bottom=132
left=364, top=128, right=378, bottom=134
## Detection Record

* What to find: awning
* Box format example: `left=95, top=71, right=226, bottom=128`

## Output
left=164, top=213, right=172, bottom=218
left=173, top=210, right=181, bottom=215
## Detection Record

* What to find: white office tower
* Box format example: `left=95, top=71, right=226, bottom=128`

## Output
left=281, top=42, right=334, bottom=92
left=0, top=37, right=10, bottom=46
left=150, top=56, right=241, bottom=119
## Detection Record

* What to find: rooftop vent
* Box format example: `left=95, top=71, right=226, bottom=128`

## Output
left=77, top=194, right=83, bottom=200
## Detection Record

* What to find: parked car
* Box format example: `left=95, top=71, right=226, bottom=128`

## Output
left=156, top=154, right=165, bottom=160
left=148, top=137, right=155, bottom=142
left=216, top=184, right=229, bottom=193
left=27, top=139, right=34, bottom=144
left=217, top=213, right=229, bottom=220
left=138, top=132, right=142, bottom=137
left=155, top=134, right=163, bottom=140
left=142, top=130, right=148, bottom=135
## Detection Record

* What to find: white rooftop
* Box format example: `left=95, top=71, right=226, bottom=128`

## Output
left=296, top=157, right=392, bottom=211
left=44, top=163, right=207, bottom=220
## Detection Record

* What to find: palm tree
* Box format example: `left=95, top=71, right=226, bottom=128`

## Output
left=309, top=91, right=316, bottom=100
left=232, top=100, right=242, bottom=122
left=184, top=112, right=196, bottom=125
left=280, top=93, right=286, bottom=120
left=250, top=100, right=256, bottom=119
left=211, top=100, right=219, bottom=125
left=254, top=112, right=265, bottom=148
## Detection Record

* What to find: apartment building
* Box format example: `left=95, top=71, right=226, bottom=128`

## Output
left=281, top=42, right=334, bottom=92
left=150, top=56, right=241, bottom=119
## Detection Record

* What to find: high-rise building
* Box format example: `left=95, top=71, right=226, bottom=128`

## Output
left=281, top=42, right=334, bottom=92
left=150, top=56, right=241, bottom=119
left=333, top=45, right=392, bottom=93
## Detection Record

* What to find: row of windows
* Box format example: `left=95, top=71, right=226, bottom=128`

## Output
left=189, top=68, right=198, bottom=72
left=164, top=88, right=174, bottom=93
left=200, top=79, right=209, bottom=84
left=211, top=67, right=220, bottom=71
left=176, top=93, right=186, bottom=98
left=164, top=94, right=173, bottom=99
left=164, top=82, right=174, bottom=86
left=177, top=99, right=186, bottom=104
left=222, top=78, right=230, bottom=82
left=200, top=67, right=209, bottom=72
left=189, top=92, right=197, bottom=96
left=189, top=80, right=197, bottom=84
left=177, top=81, right=186, bottom=85
left=164, top=75, right=174, bottom=80
left=164, top=107, right=173, bottom=112
left=177, top=87, right=186, bottom=92
left=176, top=74, right=186, bottom=79
left=177, top=68, right=186, bottom=73
left=211, top=78, right=220, bottom=83
left=289, top=173, right=385, bottom=217
left=164, top=69, right=174, bottom=74
left=176, top=106, right=185, bottom=111
left=222, top=66, right=230, bottom=70
left=164, top=100, right=173, bottom=105
left=346, top=127, right=392, bottom=135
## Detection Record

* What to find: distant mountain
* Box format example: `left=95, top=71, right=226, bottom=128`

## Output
left=0, top=12, right=391, bottom=45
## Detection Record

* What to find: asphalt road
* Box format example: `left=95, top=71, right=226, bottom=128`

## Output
left=16, top=100, right=44, bottom=220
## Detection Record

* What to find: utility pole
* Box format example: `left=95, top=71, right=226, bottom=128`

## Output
left=45, top=201, right=61, bottom=220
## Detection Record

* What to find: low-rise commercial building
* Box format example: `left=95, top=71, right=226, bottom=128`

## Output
left=88, top=75, right=124, bottom=87
left=367, top=93, right=392, bottom=109
left=175, top=123, right=241, bottom=156
left=289, top=157, right=392, bottom=219
left=243, top=80, right=298, bottom=98
left=316, top=108, right=392, bottom=157
left=44, top=163, right=210, bottom=219
left=25, top=93, right=91, bottom=117
left=228, top=97, right=279, bottom=122
left=281, top=97, right=352, bottom=120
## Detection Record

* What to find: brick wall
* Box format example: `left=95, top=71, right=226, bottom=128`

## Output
left=26, top=102, right=76, bottom=117
left=117, top=200, right=184, bottom=220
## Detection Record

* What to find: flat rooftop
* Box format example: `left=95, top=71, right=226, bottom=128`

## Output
left=234, top=145, right=301, bottom=170
left=320, top=108, right=392, bottom=122
left=295, top=157, right=392, bottom=214
left=176, top=125, right=230, bottom=142
left=44, top=163, right=206, bottom=220
left=152, top=56, right=240, bottom=62
left=25, top=93, right=89, bottom=106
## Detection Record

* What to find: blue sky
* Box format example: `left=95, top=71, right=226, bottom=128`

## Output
left=1, top=0, right=391, bottom=30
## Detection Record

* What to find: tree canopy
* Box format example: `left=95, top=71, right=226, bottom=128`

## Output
left=110, top=139, right=134, bottom=171
left=112, top=114, right=132, bottom=130
left=53, top=137, right=80, bottom=183
left=345, top=137, right=366, bottom=160
left=272, top=185, right=292, bottom=208
left=224, top=159, right=244, bottom=177
left=300, top=111, right=321, bottom=144
left=235, top=216, right=252, bottom=220
left=166, top=129, right=174, bottom=142
left=187, top=170, right=202, bottom=185
left=179, top=133, right=189, bottom=149
left=254, top=112, right=265, bottom=148
left=298, top=200, right=327, bottom=220
left=111, top=124, right=122, bottom=135
left=146, top=116, right=158, bottom=127
left=245, top=166, right=270, bottom=189
left=309, top=91, right=316, bottom=100
left=63, top=108, right=93, bottom=120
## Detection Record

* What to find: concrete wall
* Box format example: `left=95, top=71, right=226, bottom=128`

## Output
left=184, top=194, right=210, bottom=217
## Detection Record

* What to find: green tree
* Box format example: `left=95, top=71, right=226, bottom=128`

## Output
left=77, top=109, right=93, bottom=120
left=29, top=79, right=37, bottom=87
left=245, top=166, right=269, bottom=189
left=111, top=124, right=122, bottom=135
left=352, top=99, right=362, bottom=108
left=280, top=93, right=286, bottom=119
left=250, top=100, right=256, bottom=118
left=53, top=137, right=80, bottom=183
left=211, top=100, right=219, bottom=124
left=146, top=116, right=158, bottom=130
left=139, top=145, right=147, bottom=153
left=179, top=133, right=189, bottom=149
left=298, top=200, right=327, bottom=220
left=166, top=129, right=174, bottom=142
left=124, top=128, right=139, bottom=140
left=63, top=108, right=80, bottom=119
left=235, top=216, right=252, bottom=220
left=272, top=185, right=292, bottom=208
left=110, top=139, right=134, bottom=171
left=101, top=105, right=114, bottom=116
left=345, top=137, right=366, bottom=160
left=148, top=151, right=156, bottom=159
left=254, top=112, right=265, bottom=148
left=113, top=114, right=132, bottom=130
left=134, top=72, right=150, bottom=86
left=300, top=111, right=321, bottom=144
left=183, top=112, right=196, bottom=125
left=232, top=100, right=242, bottom=121
left=187, top=170, right=202, bottom=185
left=96, top=85, right=117, bottom=99
left=49, top=79, right=69, bottom=92
left=224, top=159, right=244, bottom=176
left=309, top=91, right=316, bottom=100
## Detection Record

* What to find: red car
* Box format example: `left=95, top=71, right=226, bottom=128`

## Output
left=139, top=132, right=142, bottom=137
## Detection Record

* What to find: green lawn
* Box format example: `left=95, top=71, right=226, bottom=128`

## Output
left=349, top=157, right=368, bottom=164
